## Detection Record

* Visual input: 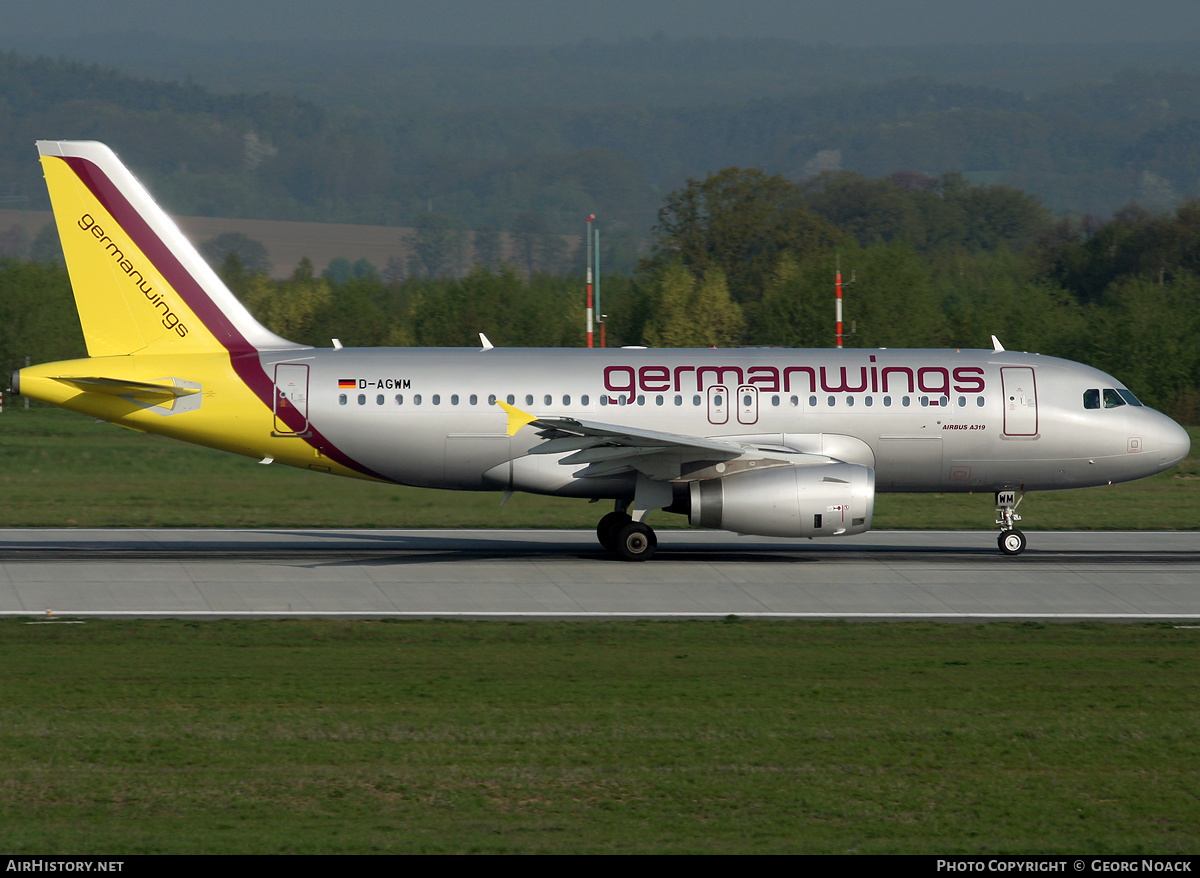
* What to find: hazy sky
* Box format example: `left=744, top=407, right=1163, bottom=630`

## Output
left=7, top=0, right=1200, bottom=46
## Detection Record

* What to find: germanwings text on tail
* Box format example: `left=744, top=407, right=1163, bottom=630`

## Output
left=12, top=141, right=1190, bottom=560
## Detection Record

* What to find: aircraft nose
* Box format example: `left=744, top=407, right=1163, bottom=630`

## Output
left=1157, top=416, right=1191, bottom=471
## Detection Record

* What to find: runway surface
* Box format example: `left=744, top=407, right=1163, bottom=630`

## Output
left=1, top=528, right=1197, bottom=621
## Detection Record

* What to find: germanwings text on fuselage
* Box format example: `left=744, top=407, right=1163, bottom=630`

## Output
left=603, top=357, right=986, bottom=396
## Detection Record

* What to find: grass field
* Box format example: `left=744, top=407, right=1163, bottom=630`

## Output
left=0, top=407, right=1197, bottom=530
left=1, top=618, right=1197, bottom=854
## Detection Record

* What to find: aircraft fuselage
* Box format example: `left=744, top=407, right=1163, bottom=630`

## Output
left=25, top=345, right=1185, bottom=500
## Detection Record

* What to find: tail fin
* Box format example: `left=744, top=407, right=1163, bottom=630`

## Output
left=37, top=140, right=299, bottom=358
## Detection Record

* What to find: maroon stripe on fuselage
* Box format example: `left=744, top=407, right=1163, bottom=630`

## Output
left=61, top=156, right=389, bottom=481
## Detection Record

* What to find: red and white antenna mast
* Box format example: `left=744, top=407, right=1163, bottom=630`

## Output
left=835, top=256, right=844, bottom=349
left=585, top=214, right=595, bottom=348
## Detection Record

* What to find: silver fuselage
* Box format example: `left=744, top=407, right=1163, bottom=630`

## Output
left=260, top=346, right=1190, bottom=498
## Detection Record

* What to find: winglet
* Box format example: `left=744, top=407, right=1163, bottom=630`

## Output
left=990, top=334, right=1005, bottom=353
left=479, top=333, right=494, bottom=351
left=497, top=399, right=537, bottom=436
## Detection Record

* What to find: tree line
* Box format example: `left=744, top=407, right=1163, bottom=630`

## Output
left=3, top=167, right=1199, bottom=422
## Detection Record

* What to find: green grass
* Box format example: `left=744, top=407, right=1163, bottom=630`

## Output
left=0, top=619, right=1197, bottom=854
left=0, top=406, right=1196, bottom=529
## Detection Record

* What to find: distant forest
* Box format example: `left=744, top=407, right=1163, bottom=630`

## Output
left=5, top=43, right=1200, bottom=242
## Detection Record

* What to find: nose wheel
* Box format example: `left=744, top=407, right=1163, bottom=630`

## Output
left=995, top=490, right=1026, bottom=556
left=998, top=529, right=1027, bottom=555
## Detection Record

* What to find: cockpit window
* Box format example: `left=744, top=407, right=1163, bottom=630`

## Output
left=1083, top=389, right=1099, bottom=409
left=1102, top=389, right=1125, bottom=408
left=1117, top=389, right=1143, bottom=406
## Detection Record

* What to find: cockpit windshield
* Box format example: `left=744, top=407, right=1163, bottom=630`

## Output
left=1085, top=388, right=1144, bottom=409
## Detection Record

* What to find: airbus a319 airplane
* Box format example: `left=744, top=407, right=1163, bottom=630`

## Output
left=11, top=141, right=1191, bottom=560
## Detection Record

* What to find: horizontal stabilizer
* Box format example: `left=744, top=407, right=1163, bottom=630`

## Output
left=53, top=376, right=200, bottom=399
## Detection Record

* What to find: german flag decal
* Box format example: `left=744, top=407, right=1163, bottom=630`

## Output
left=338, top=378, right=356, bottom=388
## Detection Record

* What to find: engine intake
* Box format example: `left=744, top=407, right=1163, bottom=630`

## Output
left=688, top=463, right=875, bottom=538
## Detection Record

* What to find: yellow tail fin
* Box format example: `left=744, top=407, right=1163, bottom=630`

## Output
left=38, top=140, right=296, bottom=358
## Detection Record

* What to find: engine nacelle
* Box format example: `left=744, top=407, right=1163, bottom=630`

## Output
left=688, top=463, right=875, bottom=538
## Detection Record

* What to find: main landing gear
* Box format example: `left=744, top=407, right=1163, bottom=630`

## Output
left=995, top=490, right=1026, bottom=556
left=596, top=505, right=658, bottom=562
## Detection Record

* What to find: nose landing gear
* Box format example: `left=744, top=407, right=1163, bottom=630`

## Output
left=995, top=490, right=1026, bottom=555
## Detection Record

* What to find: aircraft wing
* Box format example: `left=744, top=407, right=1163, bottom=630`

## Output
left=498, top=400, right=750, bottom=480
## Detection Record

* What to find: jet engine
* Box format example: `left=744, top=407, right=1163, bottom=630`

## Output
left=688, top=462, right=874, bottom=538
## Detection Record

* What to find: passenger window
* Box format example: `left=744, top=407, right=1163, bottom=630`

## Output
left=1103, top=389, right=1125, bottom=408
left=563, top=395, right=571, bottom=406
left=865, top=396, right=873, bottom=407
left=414, top=394, right=422, bottom=405
left=637, top=395, right=645, bottom=406
left=339, top=394, right=347, bottom=405
left=884, top=396, right=892, bottom=407
left=656, top=395, right=664, bottom=406
left=827, top=396, right=835, bottom=406
left=693, top=395, right=701, bottom=406
left=506, top=394, right=515, bottom=405
left=376, top=394, right=384, bottom=405
left=976, top=397, right=985, bottom=407
left=451, top=395, right=459, bottom=405
left=771, top=395, right=780, bottom=407
left=357, top=394, right=366, bottom=405
left=544, top=395, right=552, bottom=406
left=525, top=394, right=534, bottom=405
left=396, top=394, right=403, bottom=405
left=1084, top=389, right=1100, bottom=409
left=790, top=395, right=798, bottom=407
left=957, top=396, right=965, bottom=407
left=488, top=394, right=496, bottom=405
left=902, top=396, right=911, bottom=407
left=581, top=395, right=590, bottom=405
left=600, top=396, right=608, bottom=406
left=432, top=394, right=440, bottom=405
left=809, top=396, right=817, bottom=406
left=674, top=395, right=683, bottom=406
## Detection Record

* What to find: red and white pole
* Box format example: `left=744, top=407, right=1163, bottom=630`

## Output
left=585, top=214, right=595, bottom=348
left=835, top=268, right=844, bottom=349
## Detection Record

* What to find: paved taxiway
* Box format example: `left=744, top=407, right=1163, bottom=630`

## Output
left=0, top=529, right=1196, bottom=620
